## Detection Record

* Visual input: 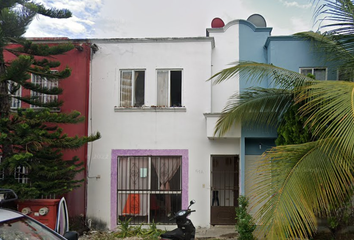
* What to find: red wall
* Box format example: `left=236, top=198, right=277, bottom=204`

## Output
left=4, top=40, right=91, bottom=217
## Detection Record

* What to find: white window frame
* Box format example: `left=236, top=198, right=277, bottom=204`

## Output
left=156, top=69, right=183, bottom=107
left=0, top=156, right=29, bottom=183
left=14, top=165, right=29, bottom=184
left=9, top=81, right=21, bottom=109
left=299, top=67, right=327, bottom=80
left=337, top=68, right=354, bottom=81
left=119, top=70, right=145, bottom=107
left=31, top=70, right=58, bottom=108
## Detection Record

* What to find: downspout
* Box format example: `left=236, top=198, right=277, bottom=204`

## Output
left=83, top=41, right=91, bottom=219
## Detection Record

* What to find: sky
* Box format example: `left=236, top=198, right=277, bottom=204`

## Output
left=25, top=0, right=320, bottom=39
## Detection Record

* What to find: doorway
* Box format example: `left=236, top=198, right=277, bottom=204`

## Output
left=210, top=155, right=239, bottom=225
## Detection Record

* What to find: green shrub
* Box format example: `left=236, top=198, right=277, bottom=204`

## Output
left=235, top=195, right=256, bottom=240
left=114, top=218, right=165, bottom=239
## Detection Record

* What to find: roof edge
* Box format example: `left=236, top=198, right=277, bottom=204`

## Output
left=206, top=19, right=272, bottom=36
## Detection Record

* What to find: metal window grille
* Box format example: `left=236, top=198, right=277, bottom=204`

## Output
left=117, top=156, right=182, bottom=225
left=0, top=156, right=29, bottom=184
left=8, top=81, right=21, bottom=109
left=31, top=72, right=58, bottom=108
left=14, top=165, right=29, bottom=184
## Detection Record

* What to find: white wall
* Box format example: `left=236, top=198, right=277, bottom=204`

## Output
left=208, top=21, right=240, bottom=113
left=87, top=37, right=242, bottom=229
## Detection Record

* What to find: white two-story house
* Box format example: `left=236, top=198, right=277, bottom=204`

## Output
left=86, top=14, right=338, bottom=229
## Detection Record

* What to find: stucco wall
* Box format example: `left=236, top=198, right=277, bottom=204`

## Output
left=4, top=41, right=91, bottom=217
left=244, top=155, right=263, bottom=218
left=266, top=37, right=338, bottom=80
left=208, top=21, right=240, bottom=113
left=87, top=38, right=241, bottom=229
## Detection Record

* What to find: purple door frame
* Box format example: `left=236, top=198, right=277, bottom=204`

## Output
left=110, top=149, right=189, bottom=229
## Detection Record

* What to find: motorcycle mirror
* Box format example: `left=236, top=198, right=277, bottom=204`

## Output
left=188, top=200, right=196, bottom=208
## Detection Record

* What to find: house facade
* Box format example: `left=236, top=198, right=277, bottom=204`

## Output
left=3, top=39, right=92, bottom=217
left=86, top=15, right=337, bottom=229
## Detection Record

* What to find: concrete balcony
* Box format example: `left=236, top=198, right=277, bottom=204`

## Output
left=204, top=113, right=241, bottom=139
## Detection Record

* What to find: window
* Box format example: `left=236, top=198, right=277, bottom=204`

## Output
left=120, top=70, right=145, bottom=107
left=338, top=68, right=354, bottom=81
left=8, top=81, right=21, bottom=109
left=31, top=72, right=58, bottom=108
left=14, top=165, right=29, bottom=184
left=157, top=70, right=182, bottom=107
left=300, top=68, right=327, bottom=80
left=0, top=156, right=28, bottom=183
left=117, top=156, right=182, bottom=224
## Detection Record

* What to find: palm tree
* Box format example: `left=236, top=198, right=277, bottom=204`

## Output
left=210, top=0, right=354, bottom=239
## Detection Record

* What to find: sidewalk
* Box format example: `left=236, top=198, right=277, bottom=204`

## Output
left=196, top=225, right=238, bottom=239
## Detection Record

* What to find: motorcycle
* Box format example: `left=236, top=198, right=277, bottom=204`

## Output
left=160, top=200, right=196, bottom=240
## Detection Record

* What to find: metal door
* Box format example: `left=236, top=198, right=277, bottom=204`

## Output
left=211, top=156, right=239, bottom=225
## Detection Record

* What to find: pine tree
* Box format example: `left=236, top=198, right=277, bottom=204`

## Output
left=0, top=1, right=100, bottom=199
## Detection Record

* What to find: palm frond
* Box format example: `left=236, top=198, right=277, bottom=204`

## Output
left=209, top=62, right=313, bottom=90
left=314, top=0, right=354, bottom=35
left=295, top=31, right=354, bottom=80
left=215, top=88, right=293, bottom=136
left=251, top=141, right=354, bottom=239
left=297, top=80, right=354, bottom=156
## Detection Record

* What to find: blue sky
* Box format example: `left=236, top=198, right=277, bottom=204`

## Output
left=25, top=0, right=319, bottom=39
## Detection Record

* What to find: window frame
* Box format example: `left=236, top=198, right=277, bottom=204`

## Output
left=0, top=156, right=28, bottom=183
left=116, top=156, right=182, bottom=224
left=299, top=67, right=327, bottom=80
left=119, top=69, right=145, bottom=108
left=111, top=149, right=188, bottom=229
left=156, top=69, right=183, bottom=107
left=30, top=71, right=59, bottom=108
left=337, top=68, right=354, bottom=81
left=8, top=81, right=22, bottom=109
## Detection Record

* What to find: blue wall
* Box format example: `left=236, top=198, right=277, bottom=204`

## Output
left=239, top=21, right=272, bottom=91
left=245, top=138, right=276, bottom=155
left=237, top=20, right=340, bottom=195
left=266, top=36, right=338, bottom=80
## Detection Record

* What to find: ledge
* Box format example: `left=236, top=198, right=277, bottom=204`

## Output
left=10, top=107, right=61, bottom=113
left=114, top=106, right=187, bottom=112
left=204, top=113, right=241, bottom=139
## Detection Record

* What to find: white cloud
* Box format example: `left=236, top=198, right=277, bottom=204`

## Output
left=25, top=0, right=102, bottom=38
left=279, top=0, right=312, bottom=9
left=290, top=16, right=313, bottom=32
left=26, top=0, right=318, bottom=38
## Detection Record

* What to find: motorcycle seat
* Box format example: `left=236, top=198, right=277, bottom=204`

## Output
left=161, top=228, right=184, bottom=240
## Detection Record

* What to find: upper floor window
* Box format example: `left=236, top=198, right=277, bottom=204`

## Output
left=120, top=70, right=145, bottom=107
left=157, top=70, right=182, bottom=107
left=300, top=67, right=327, bottom=80
left=31, top=71, right=58, bottom=108
left=9, top=81, right=21, bottom=109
